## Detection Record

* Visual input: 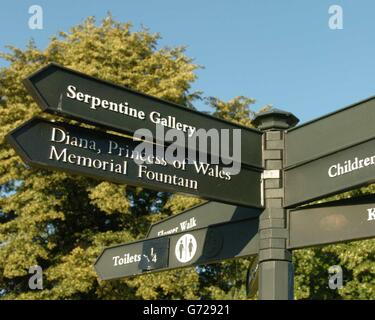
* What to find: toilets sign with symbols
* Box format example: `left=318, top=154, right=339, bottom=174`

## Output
left=175, top=234, right=197, bottom=263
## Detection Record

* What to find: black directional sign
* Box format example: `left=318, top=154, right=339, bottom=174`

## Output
left=284, top=97, right=375, bottom=207
left=285, top=96, right=375, bottom=167
left=96, top=237, right=170, bottom=280
left=147, top=201, right=262, bottom=238
left=287, top=195, right=375, bottom=249
left=23, top=63, right=263, bottom=169
left=95, top=217, right=259, bottom=280
left=6, top=117, right=262, bottom=208
left=285, top=138, right=375, bottom=207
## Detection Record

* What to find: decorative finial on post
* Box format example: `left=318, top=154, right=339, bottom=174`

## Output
left=253, top=108, right=299, bottom=131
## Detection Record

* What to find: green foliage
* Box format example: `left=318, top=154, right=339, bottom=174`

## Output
left=0, top=14, right=374, bottom=300
left=206, top=96, right=256, bottom=127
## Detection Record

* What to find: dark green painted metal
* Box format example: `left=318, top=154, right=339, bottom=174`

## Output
left=285, top=96, right=375, bottom=167
left=6, top=117, right=262, bottom=208
left=284, top=138, right=375, bottom=207
left=23, top=63, right=263, bottom=169
left=94, top=217, right=259, bottom=280
left=287, top=195, right=375, bottom=249
left=147, top=201, right=263, bottom=238
left=253, top=108, right=299, bottom=130
left=258, top=260, right=293, bottom=300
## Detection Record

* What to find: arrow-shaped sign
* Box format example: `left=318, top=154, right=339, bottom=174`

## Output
left=287, top=195, right=375, bottom=249
left=94, top=216, right=259, bottom=280
left=23, top=63, right=263, bottom=170
left=147, top=201, right=262, bottom=238
left=6, top=117, right=262, bottom=208
left=284, top=97, right=375, bottom=207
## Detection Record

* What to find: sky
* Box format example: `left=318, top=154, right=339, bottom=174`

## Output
left=1, top=0, right=375, bottom=124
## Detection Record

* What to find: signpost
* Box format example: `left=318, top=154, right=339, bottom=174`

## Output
left=23, top=63, right=263, bottom=170
left=284, top=97, right=375, bottom=207
left=147, top=201, right=262, bottom=238
left=6, top=63, right=375, bottom=300
left=6, top=117, right=262, bottom=208
left=95, top=217, right=259, bottom=280
left=287, top=195, right=375, bottom=249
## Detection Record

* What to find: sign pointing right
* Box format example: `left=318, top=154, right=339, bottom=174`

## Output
left=284, top=97, right=375, bottom=207
left=287, top=195, right=375, bottom=250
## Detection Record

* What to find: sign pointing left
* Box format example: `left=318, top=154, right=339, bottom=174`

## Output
left=23, top=63, right=263, bottom=169
left=6, top=117, right=262, bottom=207
left=147, top=201, right=262, bottom=238
left=95, top=216, right=259, bottom=280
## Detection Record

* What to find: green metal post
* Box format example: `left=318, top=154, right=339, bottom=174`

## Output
left=253, top=109, right=299, bottom=300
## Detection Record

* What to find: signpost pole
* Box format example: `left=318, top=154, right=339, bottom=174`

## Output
left=253, top=109, right=299, bottom=300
